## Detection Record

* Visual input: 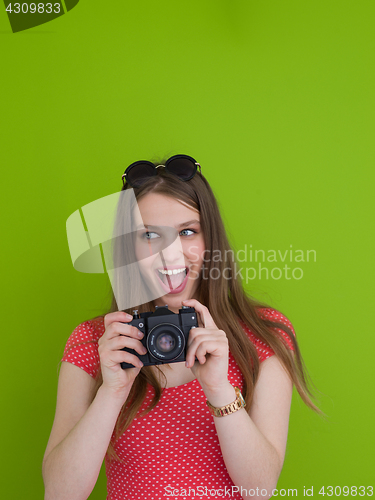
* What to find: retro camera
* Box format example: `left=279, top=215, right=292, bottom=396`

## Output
left=120, top=305, right=198, bottom=369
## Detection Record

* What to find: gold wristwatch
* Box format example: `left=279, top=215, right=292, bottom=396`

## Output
left=206, top=386, right=246, bottom=417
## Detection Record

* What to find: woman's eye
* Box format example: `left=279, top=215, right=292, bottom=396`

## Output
left=143, top=231, right=160, bottom=239
left=180, top=229, right=196, bottom=236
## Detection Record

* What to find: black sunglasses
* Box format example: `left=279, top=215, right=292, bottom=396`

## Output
left=122, top=154, right=201, bottom=188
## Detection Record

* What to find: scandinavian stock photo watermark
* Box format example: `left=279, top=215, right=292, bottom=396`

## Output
left=66, top=190, right=317, bottom=311
left=190, top=244, right=317, bottom=283
left=163, top=485, right=373, bottom=498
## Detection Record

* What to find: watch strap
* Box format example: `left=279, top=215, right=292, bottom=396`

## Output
left=206, top=386, right=246, bottom=417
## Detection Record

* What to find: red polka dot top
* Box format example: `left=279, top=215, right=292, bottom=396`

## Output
left=62, top=308, right=295, bottom=500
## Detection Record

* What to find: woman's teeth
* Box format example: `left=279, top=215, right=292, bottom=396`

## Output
left=158, top=267, right=187, bottom=276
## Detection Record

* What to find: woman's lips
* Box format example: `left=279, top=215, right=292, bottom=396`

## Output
left=155, top=267, right=190, bottom=294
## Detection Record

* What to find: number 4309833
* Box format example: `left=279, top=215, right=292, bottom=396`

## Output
left=6, top=3, right=61, bottom=14
left=319, top=486, right=373, bottom=497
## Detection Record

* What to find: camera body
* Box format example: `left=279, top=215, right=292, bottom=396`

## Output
left=120, top=305, right=198, bottom=369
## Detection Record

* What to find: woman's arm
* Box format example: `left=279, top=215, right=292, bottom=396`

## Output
left=43, top=311, right=145, bottom=500
left=183, top=299, right=293, bottom=500
left=204, top=355, right=293, bottom=499
left=43, top=362, right=128, bottom=500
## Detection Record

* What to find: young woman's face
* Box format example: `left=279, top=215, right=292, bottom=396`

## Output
left=134, top=193, right=206, bottom=313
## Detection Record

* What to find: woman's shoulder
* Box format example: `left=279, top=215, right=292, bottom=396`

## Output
left=61, top=316, right=105, bottom=379
left=238, top=307, right=296, bottom=362
left=65, top=316, right=105, bottom=345
left=257, top=307, right=296, bottom=337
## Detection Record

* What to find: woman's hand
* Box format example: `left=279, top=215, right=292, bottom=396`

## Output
left=98, top=311, right=146, bottom=400
left=182, top=299, right=231, bottom=397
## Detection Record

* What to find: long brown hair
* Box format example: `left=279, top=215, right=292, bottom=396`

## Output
left=90, top=162, right=320, bottom=459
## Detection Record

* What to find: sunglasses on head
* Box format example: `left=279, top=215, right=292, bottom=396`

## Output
left=122, top=154, right=201, bottom=188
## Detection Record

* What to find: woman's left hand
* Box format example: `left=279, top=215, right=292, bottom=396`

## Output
left=182, top=299, right=230, bottom=396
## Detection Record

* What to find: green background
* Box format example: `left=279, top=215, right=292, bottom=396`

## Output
left=1, top=1, right=374, bottom=498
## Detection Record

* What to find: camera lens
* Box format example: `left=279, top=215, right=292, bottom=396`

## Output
left=156, top=333, right=175, bottom=353
left=147, top=323, right=185, bottom=361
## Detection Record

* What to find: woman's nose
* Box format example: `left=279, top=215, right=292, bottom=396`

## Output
left=159, top=236, right=185, bottom=265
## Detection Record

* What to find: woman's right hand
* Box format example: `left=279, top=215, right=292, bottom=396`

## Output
left=98, top=311, right=146, bottom=399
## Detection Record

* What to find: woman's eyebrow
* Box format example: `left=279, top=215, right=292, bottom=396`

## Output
left=136, top=219, right=200, bottom=230
left=177, top=219, right=200, bottom=228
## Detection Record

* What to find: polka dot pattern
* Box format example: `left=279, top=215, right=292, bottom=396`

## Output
left=61, top=309, right=295, bottom=499
left=239, top=308, right=296, bottom=361
left=62, top=316, right=102, bottom=379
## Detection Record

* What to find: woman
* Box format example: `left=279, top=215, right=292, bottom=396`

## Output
left=43, top=155, right=318, bottom=500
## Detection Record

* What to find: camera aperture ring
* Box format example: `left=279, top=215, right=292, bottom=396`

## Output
left=147, top=323, right=186, bottom=361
